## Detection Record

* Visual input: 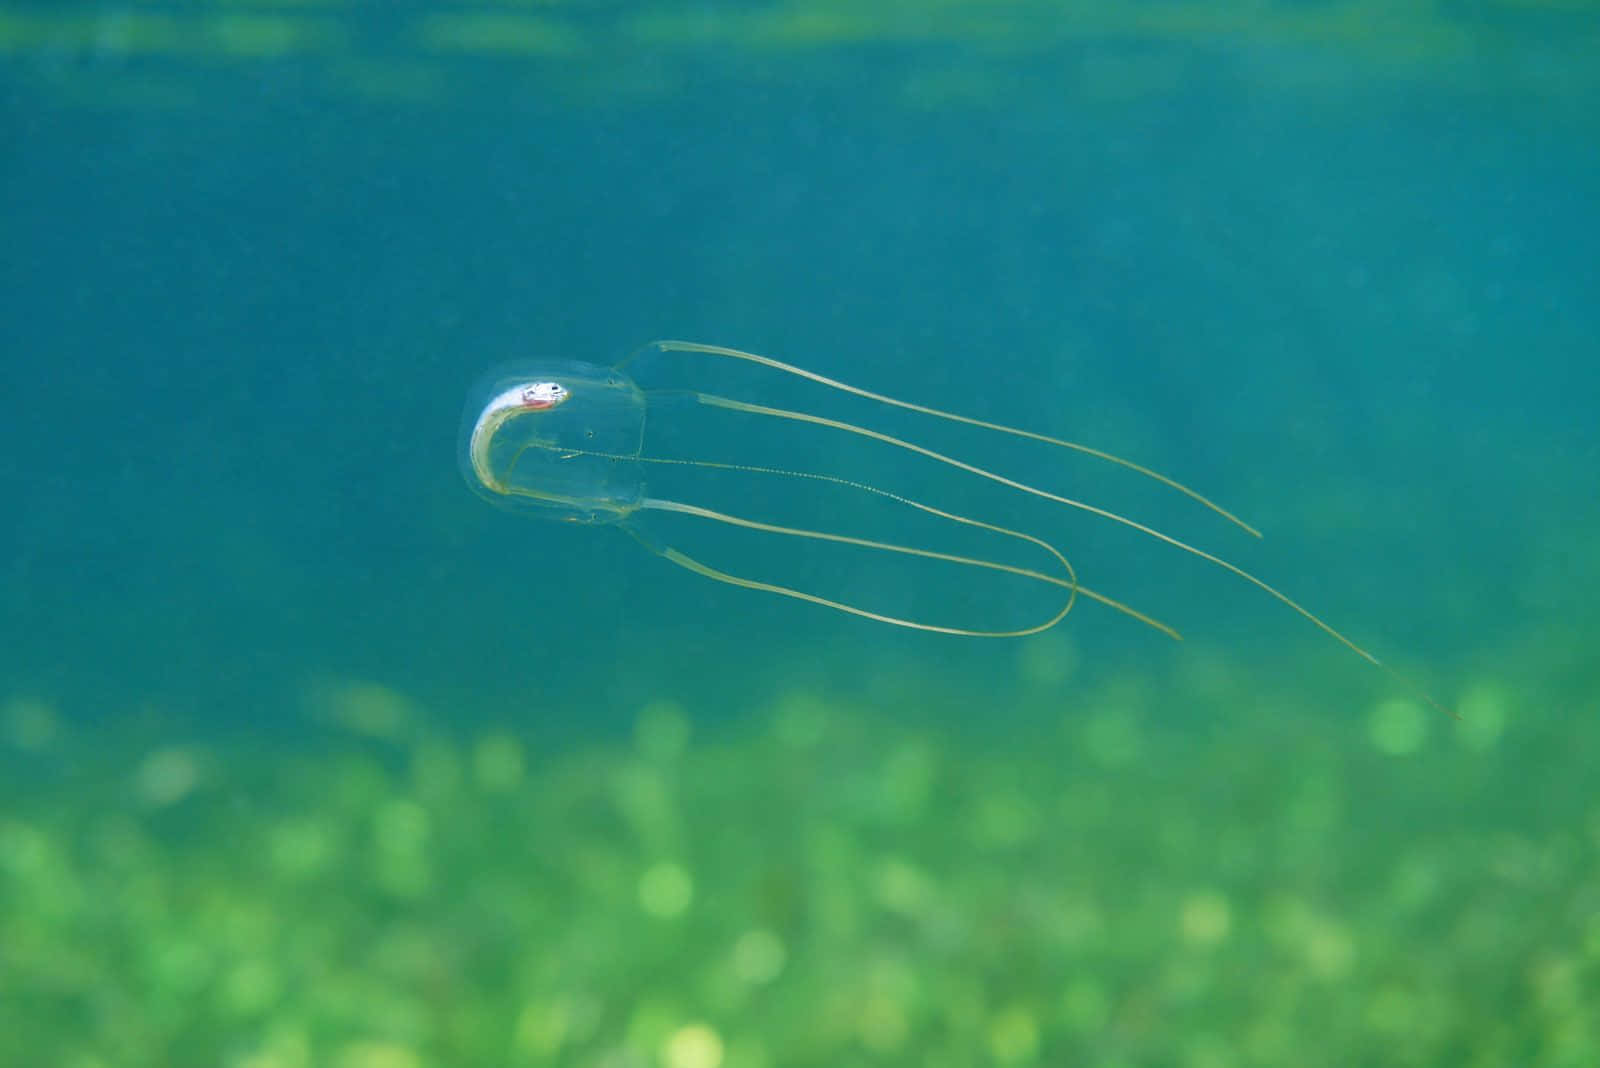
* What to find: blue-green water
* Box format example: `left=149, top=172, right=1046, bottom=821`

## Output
left=2, top=3, right=1597, bottom=1065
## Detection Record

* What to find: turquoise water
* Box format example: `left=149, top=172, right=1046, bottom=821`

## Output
left=2, top=3, right=1597, bottom=1065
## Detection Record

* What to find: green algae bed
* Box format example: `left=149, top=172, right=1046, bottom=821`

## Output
left=1, top=654, right=1595, bottom=1068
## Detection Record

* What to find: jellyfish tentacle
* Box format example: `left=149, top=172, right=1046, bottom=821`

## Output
left=643, top=340, right=1263, bottom=538
left=624, top=453, right=1177, bottom=638
left=684, top=390, right=1455, bottom=719
left=631, top=497, right=1078, bottom=638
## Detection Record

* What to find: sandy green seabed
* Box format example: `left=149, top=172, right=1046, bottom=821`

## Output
left=1, top=638, right=1596, bottom=1068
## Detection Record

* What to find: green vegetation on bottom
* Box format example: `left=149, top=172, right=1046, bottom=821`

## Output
left=0, top=661, right=1594, bottom=1067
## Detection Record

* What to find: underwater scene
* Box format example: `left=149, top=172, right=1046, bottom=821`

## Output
left=2, top=2, right=1597, bottom=1065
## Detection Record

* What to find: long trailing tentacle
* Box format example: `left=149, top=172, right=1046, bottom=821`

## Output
left=630, top=499, right=1081, bottom=639
left=623, top=341, right=1454, bottom=718
left=631, top=455, right=1179, bottom=639
left=497, top=433, right=1176, bottom=638
left=633, top=340, right=1263, bottom=538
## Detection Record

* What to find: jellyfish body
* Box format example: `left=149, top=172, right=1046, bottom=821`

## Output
left=461, top=341, right=1452, bottom=714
